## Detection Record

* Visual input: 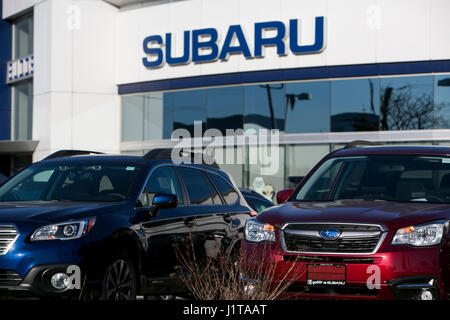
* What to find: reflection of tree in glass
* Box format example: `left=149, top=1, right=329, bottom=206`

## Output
left=380, top=85, right=448, bottom=130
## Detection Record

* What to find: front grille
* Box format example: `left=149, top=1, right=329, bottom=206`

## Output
left=282, top=223, right=384, bottom=254
left=0, top=271, right=22, bottom=286
left=0, top=225, right=19, bottom=256
left=283, top=255, right=375, bottom=264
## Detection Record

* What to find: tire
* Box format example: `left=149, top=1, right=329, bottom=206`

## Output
left=100, top=251, right=138, bottom=300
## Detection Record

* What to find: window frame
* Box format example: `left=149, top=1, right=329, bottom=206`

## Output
left=137, top=164, right=187, bottom=208
left=245, top=195, right=274, bottom=212
left=174, top=166, right=216, bottom=206
left=207, top=171, right=240, bottom=206
left=202, top=170, right=223, bottom=205
left=12, top=12, right=34, bottom=60
left=12, top=79, right=33, bottom=141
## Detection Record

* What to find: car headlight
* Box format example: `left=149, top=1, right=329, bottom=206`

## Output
left=245, top=218, right=276, bottom=243
left=392, top=220, right=448, bottom=247
left=31, top=218, right=96, bottom=241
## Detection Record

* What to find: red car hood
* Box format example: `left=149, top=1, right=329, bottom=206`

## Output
left=257, top=200, right=450, bottom=230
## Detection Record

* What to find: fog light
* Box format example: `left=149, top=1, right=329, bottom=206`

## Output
left=421, top=290, right=433, bottom=300
left=51, top=273, right=69, bottom=290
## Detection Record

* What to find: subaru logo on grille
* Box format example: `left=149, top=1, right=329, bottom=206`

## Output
left=319, top=229, right=341, bottom=240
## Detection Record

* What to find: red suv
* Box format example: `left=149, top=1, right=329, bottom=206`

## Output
left=242, top=142, right=450, bottom=300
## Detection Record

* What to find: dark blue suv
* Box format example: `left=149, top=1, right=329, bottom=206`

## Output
left=0, top=149, right=253, bottom=299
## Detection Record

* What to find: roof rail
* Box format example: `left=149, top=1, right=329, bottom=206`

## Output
left=43, top=150, right=105, bottom=161
left=143, top=148, right=219, bottom=168
left=344, top=140, right=382, bottom=149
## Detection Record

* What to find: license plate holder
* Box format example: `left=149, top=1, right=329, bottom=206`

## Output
left=306, top=264, right=346, bottom=286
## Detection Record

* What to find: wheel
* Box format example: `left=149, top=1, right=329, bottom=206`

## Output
left=100, top=252, right=137, bottom=300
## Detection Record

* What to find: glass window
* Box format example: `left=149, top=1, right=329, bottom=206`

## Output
left=246, top=145, right=284, bottom=202
left=434, top=75, right=450, bottom=129
left=285, top=81, right=330, bottom=133
left=204, top=174, right=221, bottom=204
left=244, top=84, right=285, bottom=131
left=217, top=162, right=244, bottom=188
left=246, top=197, right=273, bottom=213
left=205, top=146, right=245, bottom=187
left=206, top=86, right=244, bottom=135
left=380, top=76, right=434, bottom=130
left=13, top=14, right=33, bottom=59
left=122, top=95, right=144, bottom=142
left=331, top=79, right=380, bottom=132
left=3, top=169, right=54, bottom=201
left=163, top=92, right=173, bottom=139
left=286, top=144, right=330, bottom=189
left=295, top=156, right=345, bottom=201
left=143, top=93, right=164, bottom=140
left=177, top=167, right=213, bottom=205
left=209, top=173, right=239, bottom=204
left=13, top=80, right=33, bottom=140
left=122, top=94, right=166, bottom=142
left=173, top=89, right=206, bottom=137
left=0, top=164, right=141, bottom=202
left=295, top=155, right=450, bottom=203
left=143, top=166, right=182, bottom=206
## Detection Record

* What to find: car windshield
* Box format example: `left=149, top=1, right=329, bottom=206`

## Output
left=0, top=163, right=142, bottom=202
left=295, top=155, right=450, bottom=203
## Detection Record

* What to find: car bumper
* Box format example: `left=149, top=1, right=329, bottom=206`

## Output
left=0, top=237, right=103, bottom=298
left=0, top=263, right=85, bottom=298
left=241, top=241, right=443, bottom=300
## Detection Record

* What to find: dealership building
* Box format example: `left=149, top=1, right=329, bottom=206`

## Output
left=1, top=0, right=450, bottom=197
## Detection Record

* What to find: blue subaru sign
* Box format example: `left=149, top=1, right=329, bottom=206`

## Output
left=142, top=17, right=325, bottom=68
left=319, top=229, right=341, bottom=240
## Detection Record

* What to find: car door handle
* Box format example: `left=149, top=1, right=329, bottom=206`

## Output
left=184, top=217, right=196, bottom=227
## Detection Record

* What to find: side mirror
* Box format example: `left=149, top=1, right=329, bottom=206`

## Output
left=152, top=193, right=178, bottom=210
left=133, top=193, right=178, bottom=224
left=276, top=189, right=294, bottom=204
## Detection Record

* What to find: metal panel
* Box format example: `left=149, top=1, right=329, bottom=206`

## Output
left=0, top=140, right=39, bottom=154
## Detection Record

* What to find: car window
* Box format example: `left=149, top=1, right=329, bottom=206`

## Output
left=0, top=164, right=142, bottom=202
left=296, top=158, right=344, bottom=201
left=177, top=167, right=213, bottom=205
left=142, top=166, right=182, bottom=206
left=209, top=173, right=239, bottom=204
left=296, top=155, right=450, bottom=203
left=204, top=174, right=222, bottom=204
left=7, top=169, right=55, bottom=201
left=248, top=197, right=273, bottom=213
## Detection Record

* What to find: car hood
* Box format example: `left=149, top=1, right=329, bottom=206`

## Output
left=257, top=200, right=450, bottom=230
left=0, top=201, right=123, bottom=224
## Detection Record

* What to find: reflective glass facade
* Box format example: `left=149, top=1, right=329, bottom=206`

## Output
left=13, top=14, right=33, bottom=60
left=331, top=79, right=379, bottom=132
left=13, top=79, right=33, bottom=141
left=121, top=73, right=450, bottom=196
left=123, top=74, right=450, bottom=139
left=12, top=14, right=34, bottom=141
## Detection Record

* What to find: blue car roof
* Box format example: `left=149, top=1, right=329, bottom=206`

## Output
left=37, top=154, right=226, bottom=176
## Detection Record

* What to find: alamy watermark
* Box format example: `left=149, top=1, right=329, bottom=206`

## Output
left=171, top=121, right=280, bottom=175
left=366, top=265, right=381, bottom=290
